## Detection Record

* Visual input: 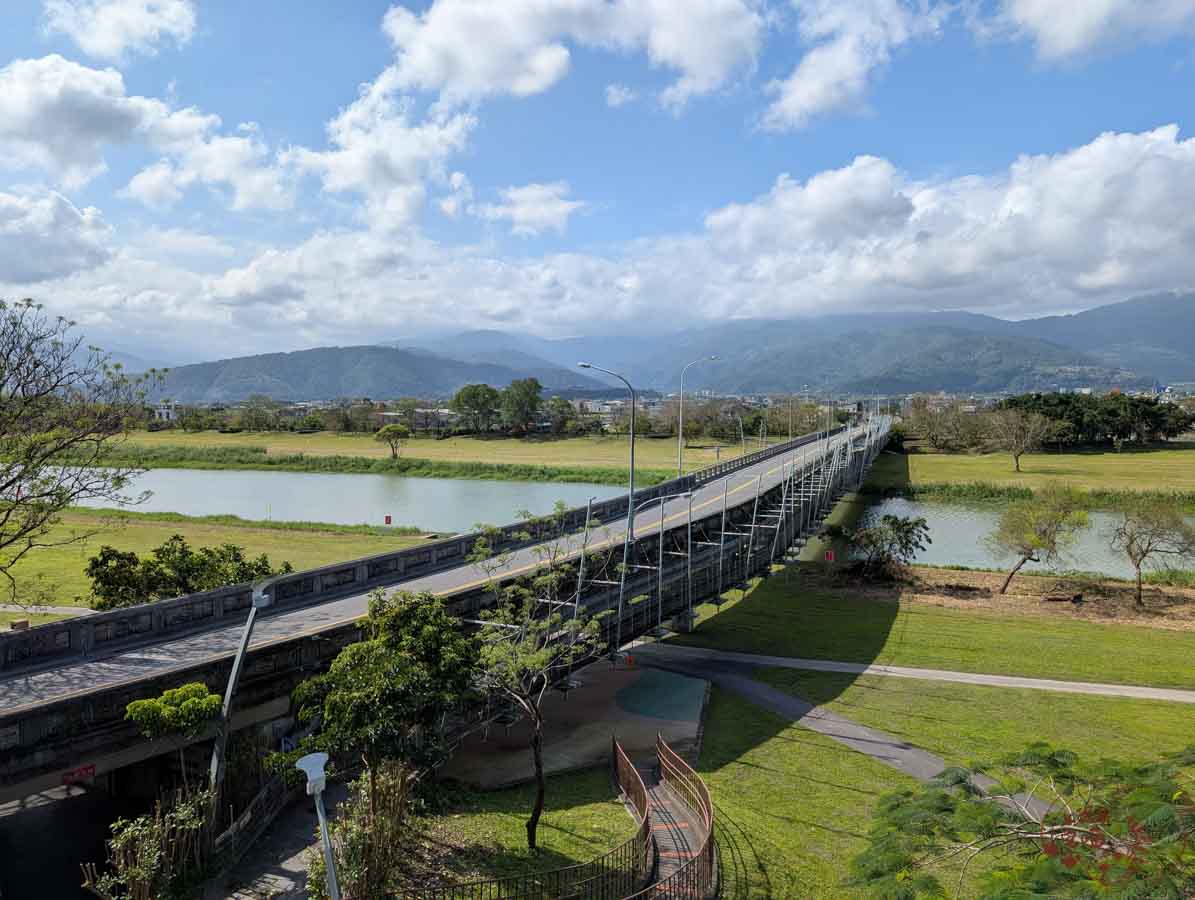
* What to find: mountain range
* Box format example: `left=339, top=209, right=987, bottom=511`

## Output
left=145, top=293, right=1193, bottom=402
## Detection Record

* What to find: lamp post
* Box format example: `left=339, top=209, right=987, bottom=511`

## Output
left=296, top=752, right=341, bottom=900
left=579, top=362, right=635, bottom=657
left=676, top=355, right=718, bottom=476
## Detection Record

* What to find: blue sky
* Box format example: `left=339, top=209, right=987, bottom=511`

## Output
left=1, top=0, right=1194, bottom=362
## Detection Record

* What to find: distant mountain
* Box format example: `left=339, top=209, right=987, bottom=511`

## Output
left=151, top=345, right=604, bottom=404
left=382, top=335, right=606, bottom=391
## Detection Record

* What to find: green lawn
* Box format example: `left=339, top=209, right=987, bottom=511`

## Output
left=0, top=611, right=70, bottom=628
left=868, top=444, right=1195, bottom=496
left=756, top=670, right=1195, bottom=769
left=117, top=430, right=763, bottom=482
left=5, top=509, right=430, bottom=608
left=422, top=767, right=635, bottom=881
left=670, top=573, right=1195, bottom=689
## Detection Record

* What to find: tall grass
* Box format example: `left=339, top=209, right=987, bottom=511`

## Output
left=865, top=480, right=1195, bottom=511
left=65, top=506, right=427, bottom=535
left=78, top=444, right=672, bottom=487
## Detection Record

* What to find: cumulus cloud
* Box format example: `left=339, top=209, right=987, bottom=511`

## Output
left=43, top=0, right=196, bottom=62
left=986, top=0, right=1195, bottom=59
left=0, top=55, right=289, bottom=208
left=763, top=0, right=946, bottom=130
left=0, top=189, right=111, bottom=283
left=381, top=0, right=763, bottom=109
left=474, top=181, right=586, bottom=236
left=605, top=83, right=638, bottom=107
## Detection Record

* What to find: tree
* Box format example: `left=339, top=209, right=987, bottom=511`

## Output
left=374, top=423, right=410, bottom=459
left=1109, top=500, right=1195, bottom=606
left=850, top=742, right=1195, bottom=899
left=987, top=486, right=1088, bottom=593
left=986, top=408, right=1055, bottom=472
left=0, top=299, right=148, bottom=603
left=125, top=682, right=222, bottom=794
left=87, top=535, right=293, bottom=610
left=545, top=396, right=576, bottom=435
left=450, top=383, right=501, bottom=433
left=238, top=394, right=276, bottom=431
left=828, top=515, right=931, bottom=579
left=500, top=378, right=543, bottom=435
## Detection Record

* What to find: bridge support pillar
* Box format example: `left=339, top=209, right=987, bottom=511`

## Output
left=670, top=610, right=697, bottom=633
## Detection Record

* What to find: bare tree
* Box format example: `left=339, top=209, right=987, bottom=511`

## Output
left=986, top=408, right=1055, bottom=472
left=1, top=300, right=150, bottom=604
left=1109, top=500, right=1195, bottom=606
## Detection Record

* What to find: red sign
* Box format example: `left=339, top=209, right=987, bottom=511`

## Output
left=62, top=764, right=96, bottom=784
left=824, top=549, right=836, bottom=563
left=384, top=515, right=392, bottom=525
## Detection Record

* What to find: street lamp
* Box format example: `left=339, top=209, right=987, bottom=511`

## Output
left=677, top=355, right=718, bottom=476
left=295, top=752, right=341, bottom=900
left=579, top=362, right=636, bottom=657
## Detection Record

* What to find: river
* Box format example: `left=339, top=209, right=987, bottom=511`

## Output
left=861, top=497, right=1195, bottom=580
left=80, top=468, right=623, bottom=533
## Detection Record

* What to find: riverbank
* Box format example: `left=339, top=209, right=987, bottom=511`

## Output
left=865, top=444, right=1195, bottom=509
left=108, top=431, right=764, bottom=485
left=5, top=508, right=433, bottom=610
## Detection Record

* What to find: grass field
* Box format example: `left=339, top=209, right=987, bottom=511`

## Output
left=115, top=430, right=762, bottom=482
left=868, top=444, right=1195, bottom=499
left=0, top=611, right=69, bottom=628
left=757, top=670, right=1195, bottom=768
left=5, top=509, right=430, bottom=607
left=670, top=571, right=1195, bottom=689
left=419, top=767, right=634, bottom=882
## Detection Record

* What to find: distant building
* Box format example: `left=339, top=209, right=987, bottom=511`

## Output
left=153, top=401, right=178, bottom=423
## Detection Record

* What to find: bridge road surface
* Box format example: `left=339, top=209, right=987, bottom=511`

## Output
left=0, top=429, right=858, bottom=718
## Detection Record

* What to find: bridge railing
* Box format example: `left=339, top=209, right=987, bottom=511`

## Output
left=393, top=737, right=653, bottom=900
left=0, top=426, right=848, bottom=677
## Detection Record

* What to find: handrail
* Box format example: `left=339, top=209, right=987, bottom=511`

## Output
left=626, top=735, right=717, bottom=899
left=399, top=737, right=653, bottom=899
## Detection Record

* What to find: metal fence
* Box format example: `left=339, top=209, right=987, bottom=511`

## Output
left=627, top=736, right=717, bottom=900
left=401, top=738, right=653, bottom=900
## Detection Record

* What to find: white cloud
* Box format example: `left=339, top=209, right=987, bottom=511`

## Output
left=285, top=67, right=474, bottom=228
left=438, top=171, right=474, bottom=218
left=0, top=55, right=289, bottom=208
left=990, top=0, right=1195, bottom=59
left=763, top=0, right=946, bottom=130
left=43, top=0, right=196, bottom=63
left=605, top=83, right=638, bottom=107
left=475, top=181, right=586, bottom=236
left=0, top=189, right=111, bottom=283
left=381, top=0, right=763, bottom=109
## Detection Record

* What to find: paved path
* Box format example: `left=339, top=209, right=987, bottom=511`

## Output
left=630, top=644, right=1195, bottom=704
left=642, top=768, right=704, bottom=884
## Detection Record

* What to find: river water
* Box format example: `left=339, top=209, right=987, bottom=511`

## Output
left=80, top=468, right=623, bottom=533
left=861, top=497, right=1195, bottom=580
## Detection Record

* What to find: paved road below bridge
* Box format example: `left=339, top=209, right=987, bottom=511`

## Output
left=0, top=431, right=860, bottom=717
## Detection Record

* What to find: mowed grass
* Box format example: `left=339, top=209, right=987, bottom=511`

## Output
left=698, top=687, right=991, bottom=898
left=669, top=572, right=1195, bottom=689
left=423, top=767, right=634, bottom=881
left=120, top=430, right=755, bottom=477
left=5, top=509, right=430, bottom=607
left=868, top=444, right=1195, bottom=495
left=0, top=611, right=70, bottom=628
left=756, top=670, right=1195, bottom=768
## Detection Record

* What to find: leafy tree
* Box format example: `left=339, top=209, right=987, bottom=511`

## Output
left=500, top=378, right=543, bottom=435
left=1109, top=500, right=1195, bottom=606
left=126, top=682, right=222, bottom=741
left=87, top=535, right=293, bottom=610
left=829, top=515, right=931, bottom=579
left=985, top=408, right=1056, bottom=472
left=987, top=486, right=1088, bottom=593
left=850, top=742, right=1195, bottom=899
left=450, top=383, right=502, bottom=433
left=374, top=423, right=410, bottom=459
left=296, top=413, right=325, bottom=431
left=0, top=299, right=149, bottom=604
left=237, top=394, right=276, bottom=431
left=545, top=396, right=576, bottom=435
left=393, top=397, right=419, bottom=432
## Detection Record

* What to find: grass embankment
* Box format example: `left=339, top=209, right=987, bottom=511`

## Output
left=415, top=768, right=634, bottom=883
left=114, top=431, right=766, bottom=484
left=5, top=508, right=430, bottom=608
left=670, top=569, right=1195, bottom=689
left=866, top=445, right=1195, bottom=508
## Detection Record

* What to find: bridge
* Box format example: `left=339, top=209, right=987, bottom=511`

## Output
left=0, top=418, right=890, bottom=803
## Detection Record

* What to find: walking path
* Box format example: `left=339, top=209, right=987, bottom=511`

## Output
left=628, top=643, right=1195, bottom=704
left=641, top=766, right=704, bottom=885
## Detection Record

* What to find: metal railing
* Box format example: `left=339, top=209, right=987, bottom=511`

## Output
left=402, top=738, right=653, bottom=899
left=627, top=736, right=717, bottom=900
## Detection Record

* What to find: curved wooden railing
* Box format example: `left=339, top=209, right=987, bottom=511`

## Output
left=405, top=737, right=653, bottom=899
left=627, top=735, right=718, bottom=899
